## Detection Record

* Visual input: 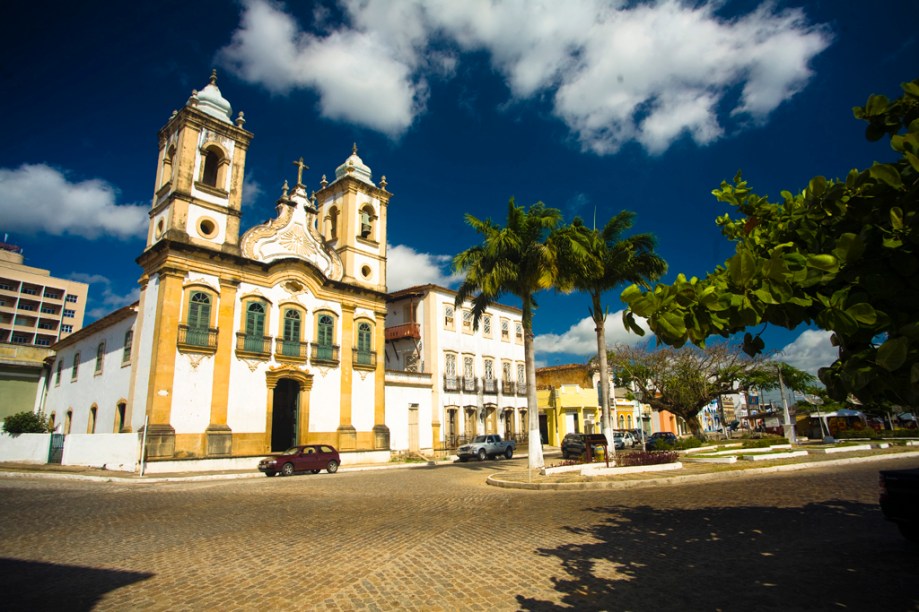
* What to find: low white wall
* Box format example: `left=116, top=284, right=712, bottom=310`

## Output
left=0, top=433, right=50, bottom=463
left=62, top=433, right=139, bottom=472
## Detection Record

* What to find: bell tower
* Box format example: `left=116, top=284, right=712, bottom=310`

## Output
left=147, top=70, right=253, bottom=254
left=314, top=145, right=390, bottom=292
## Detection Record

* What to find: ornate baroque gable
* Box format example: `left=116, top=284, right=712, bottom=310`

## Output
left=240, top=185, right=344, bottom=281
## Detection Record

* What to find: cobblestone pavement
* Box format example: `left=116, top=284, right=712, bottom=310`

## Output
left=1, top=456, right=917, bottom=611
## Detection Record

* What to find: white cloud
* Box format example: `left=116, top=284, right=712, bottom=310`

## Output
left=219, top=0, right=830, bottom=153
left=0, top=164, right=147, bottom=240
left=385, top=243, right=463, bottom=292
left=242, top=174, right=264, bottom=208
left=776, top=329, right=837, bottom=377
left=534, top=310, right=649, bottom=357
left=69, top=273, right=140, bottom=320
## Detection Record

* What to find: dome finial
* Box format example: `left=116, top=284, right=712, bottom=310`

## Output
left=352, top=142, right=358, bottom=155
left=209, top=69, right=218, bottom=85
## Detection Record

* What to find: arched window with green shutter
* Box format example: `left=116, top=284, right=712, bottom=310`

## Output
left=244, top=302, right=265, bottom=352
left=281, top=309, right=301, bottom=357
left=317, top=314, right=334, bottom=360
left=187, top=292, right=211, bottom=346
left=356, top=322, right=372, bottom=365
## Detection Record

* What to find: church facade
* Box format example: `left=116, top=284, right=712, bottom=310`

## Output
left=41, top=73, right=391, bottom=461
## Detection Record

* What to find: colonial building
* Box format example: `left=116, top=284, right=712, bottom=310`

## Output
left=41, top=72, right=391, bottom=461
left=385, top=284, right=527, bottom=451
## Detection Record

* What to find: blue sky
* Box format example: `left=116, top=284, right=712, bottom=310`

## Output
left=1, top=0, right=916, bottom=379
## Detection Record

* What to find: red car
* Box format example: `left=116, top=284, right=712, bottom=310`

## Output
left=258, top=445, right=340, bottom=477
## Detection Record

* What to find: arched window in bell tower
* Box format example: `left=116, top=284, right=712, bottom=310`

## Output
left=161, top=144, right=176, bottom=188
left=359, top=205, right=375, bottom=240
left=202, top=149, right=220, bottom=187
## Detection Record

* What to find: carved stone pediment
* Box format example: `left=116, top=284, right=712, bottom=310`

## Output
left=240, top=187, right=343, bottom=281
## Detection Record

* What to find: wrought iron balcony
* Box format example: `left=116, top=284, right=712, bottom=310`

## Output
left=275, top=339, right=308, bottom=362
left=178, top=324, right=218, bottom=352
left=444, top=375, right=460, bottom=392
left=483, top=378, right=497, bottom=394
left=462, top=376, right=477, bottom=393
left=235, top=333, right=271, bottom=357
left=311, top=343, right=340, bottom=366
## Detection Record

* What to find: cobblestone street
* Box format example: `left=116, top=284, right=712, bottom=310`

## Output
left=1, top=456, right=917, bottom=611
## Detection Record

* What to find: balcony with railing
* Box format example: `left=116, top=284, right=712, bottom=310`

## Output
left=353, top=348, right=376, bottom=370
left=501, top=379, right=516, bottom=395
left=235, top=333, right=272, bottom=358
left=462, top=376, right=477, bottom=393
left=275, top=339, right=308, bottom=363
left=483, top=377, right=498, bottom=394
left=177, top=324, right=218, bottom=353
left=384, top=322, right=421, bottom=341
left=444, top=375, right=460, bottom=392
left=517, top=381, right=527, bottom=396
left=311, top=343, right=340, bottom=366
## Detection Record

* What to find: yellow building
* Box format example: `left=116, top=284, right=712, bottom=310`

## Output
left=537, top=383, right=601, bottom=446
left=43, top=72, right=391, bottom=462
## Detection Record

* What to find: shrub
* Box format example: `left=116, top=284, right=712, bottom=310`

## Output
left=618, top=450, right=679, bottom=466
left=2, top=410, right=50, bottom=435
left=674, top=437, right=702, bottom=450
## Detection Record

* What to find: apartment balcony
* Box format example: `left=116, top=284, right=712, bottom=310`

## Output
left=275, top=339, right=308, bottom=363
left=384, top=322, right=421, bottom=341
left=462, top=376, right=477, bottom=393
left=483, top=378, right=498, bottom=394
left=501, top=380, right=516, bottom=395
left=517, top=382, right=527, bottom=396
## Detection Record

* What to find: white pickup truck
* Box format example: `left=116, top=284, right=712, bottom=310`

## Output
left=457, top=434, right=515, bottom=461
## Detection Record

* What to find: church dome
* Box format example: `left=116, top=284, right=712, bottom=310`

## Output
left=334, top=144, right=373, bottom=185
left=192, top=70, right=233, bottom=124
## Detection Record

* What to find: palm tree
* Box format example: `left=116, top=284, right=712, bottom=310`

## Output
left=562, top=212, right=667, bottom=449
left=454, top=199, right=591, bottom=469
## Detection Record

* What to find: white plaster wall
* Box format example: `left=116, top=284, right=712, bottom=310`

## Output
left=384, top=372, right=434, bottom=452
left=350, top=371, right=376, bottom=432
left=43, top=315, right=136, bottom=435
left=131, top=277, right=160, bottom=431
left=62, top=433, right=138, bottom=471
left=170, top=352, right=215, bottom=433
left=0, top=432, right=49, bottom=463
left=308, top=368, right=342, bottom=432
left=226, top=358, right=269, bottom=433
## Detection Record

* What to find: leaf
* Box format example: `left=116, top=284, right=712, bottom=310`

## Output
left=832, top=233, right=865, bottom=263
left=890, top=207, right=904, bottom=230
left=845, top=303, right=877, bottom=326
left=806, top=253, right=839, bottom=273
left=656, top=312, right=687, bottom=341
left=876, top=336, right=908, bottom=372
left=869, top=163, right=904, bottom=190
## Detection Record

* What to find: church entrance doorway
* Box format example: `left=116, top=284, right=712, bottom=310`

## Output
left=271, top=378, right=300, bottom=451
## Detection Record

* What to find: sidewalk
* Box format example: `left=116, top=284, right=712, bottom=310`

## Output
left=2, top=446, right=917, bottom=487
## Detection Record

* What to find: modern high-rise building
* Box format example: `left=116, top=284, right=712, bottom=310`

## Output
left=0, top=242, right=88, bottom=347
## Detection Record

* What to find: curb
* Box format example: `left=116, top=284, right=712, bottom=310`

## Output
left=486, top=450, right=919, bottom=491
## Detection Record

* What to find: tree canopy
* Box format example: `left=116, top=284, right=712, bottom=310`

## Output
left=622, top=78, right=919, bottom=406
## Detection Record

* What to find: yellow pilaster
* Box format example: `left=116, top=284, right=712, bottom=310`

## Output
left=146, top=269, right=184, bottom=425
left=338, top=303, right=355, bottom=427
left=374, top=309, right=386, bottom=427
left=208, top=278, right=239, bottom=426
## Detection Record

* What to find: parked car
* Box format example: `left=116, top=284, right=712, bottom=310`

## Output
left=879, top=467, right=919, bottom=542
left=561, top=433, right=609, bottom=459
left=645, top=431, right=678, bottom=451
left=258, top=444, right=340, bottom=476
left=614, top=430, right=637, bottom=448
left=457, top=434, right=515, bottom=461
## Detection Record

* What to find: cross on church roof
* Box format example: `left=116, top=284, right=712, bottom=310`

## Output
left=293, top=157, right=309, bottom=186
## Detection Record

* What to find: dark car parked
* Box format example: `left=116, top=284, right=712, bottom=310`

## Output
left=561, top=433, right=609, bottom=459
left=258, top=444, right=340, bottom=476
left=645, top=431, right=678, bottom=450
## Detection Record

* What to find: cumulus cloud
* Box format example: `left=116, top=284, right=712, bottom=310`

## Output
left=534, top=311, right=649, bottom=357
left=0, top=164, right=147, bottom=240
left=69, top=273, right=140, bottom=320
left=776, top=329, right=837, bottom=377
left=386, top=243, right=463, bottom=292
left=242, top=174, right=264, bottom=208
left=220, top=0, right=830, bottom=153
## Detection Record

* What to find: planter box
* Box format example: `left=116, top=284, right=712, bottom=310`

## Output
left=808, top=444, right=873, bottom=455
left=582, top=461, right=682, bottom=476
left=741, top=450, right=808, bottom=461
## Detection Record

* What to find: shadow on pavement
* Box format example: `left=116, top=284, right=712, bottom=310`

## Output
left=0, top=557, right=153, bottom=611
left=517, top=500, right=919, bottom=611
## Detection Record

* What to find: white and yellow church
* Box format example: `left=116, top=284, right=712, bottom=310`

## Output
left=41, top=72, right=395, bottom=462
